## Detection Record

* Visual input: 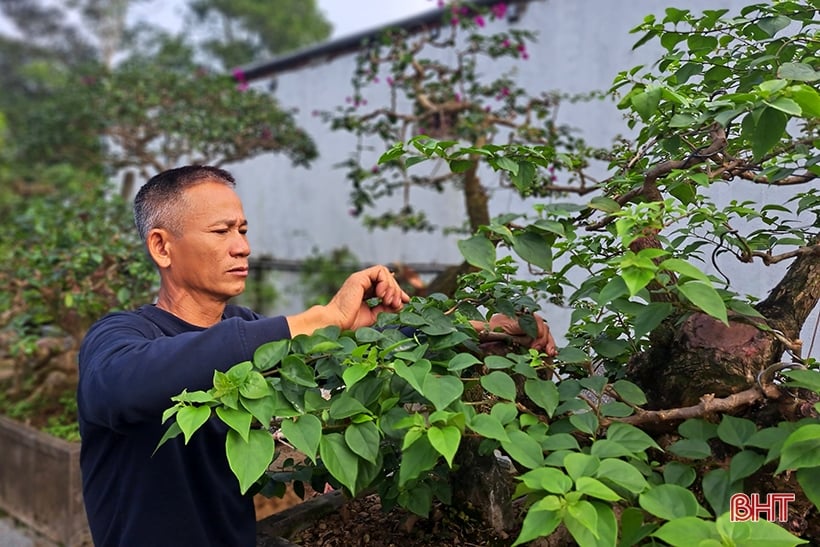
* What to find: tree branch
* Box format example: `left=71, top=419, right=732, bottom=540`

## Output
left=605, top=385, right=780, bottom=428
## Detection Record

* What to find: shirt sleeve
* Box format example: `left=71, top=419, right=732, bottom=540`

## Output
left=77, top=312, right=291, bottom=431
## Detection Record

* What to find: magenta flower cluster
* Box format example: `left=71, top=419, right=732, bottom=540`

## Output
left=232, top=68, right=249, bottom=91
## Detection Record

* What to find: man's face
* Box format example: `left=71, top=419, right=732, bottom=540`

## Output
left=163, top=181, right=250, bottom=303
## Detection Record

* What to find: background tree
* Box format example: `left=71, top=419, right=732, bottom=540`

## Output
left=0, top=0, right=322, bottom=438
left=188, top=0, right=332, bottom=69
left=320, top=2, right=600, bottom=295
left=165, top=1, right=820, bottom=545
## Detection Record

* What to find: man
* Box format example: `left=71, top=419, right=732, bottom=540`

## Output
left=78, top=165, right=554, bottom=546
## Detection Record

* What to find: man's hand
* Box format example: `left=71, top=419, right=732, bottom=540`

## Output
left=328, top=265, right=410, bottom=330
left=287, top=265, right=410, bottom=335
left=470, top=313, right=557, bottom=357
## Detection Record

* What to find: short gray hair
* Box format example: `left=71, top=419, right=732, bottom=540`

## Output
left=133, top=165, right=236, bottom=241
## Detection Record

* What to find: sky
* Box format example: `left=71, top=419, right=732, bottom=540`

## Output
left=129, top=0, right=437, bottom=40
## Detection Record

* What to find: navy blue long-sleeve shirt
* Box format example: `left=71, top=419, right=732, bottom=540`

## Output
left=77, top=304, right=291, bottom=547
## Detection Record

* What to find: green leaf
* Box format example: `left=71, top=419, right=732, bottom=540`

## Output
left=525, top=379, right=560, bottom=417
left=449, top=159, right=474, bottom=173
left=345, top=420, right=381, bottom=463
left=781, top=369, right=820, bottom=392
left=457, top=234, right=496, bottom=272
left=342, top=362, right=375, bottom=387
left=393, top=358, right=430, bottom=394
left=501, top=430, right=545, bottom=469
left=778, top=62, right=820, bottom=82
left=176, top=405, right=211, bottom=444
left=281, top=414, right=322, bottom=462
left=677, top=280, right=728, bottom=324
left=596, top=458, right=648, bottom=495
left=239, top=371, right=271, bottom=399
left=564, top=500, right=616, bottom=546
left=751, top=107, right=787, bottom=160
left=611, top=379, right=647, bottom=406
left=702, top=468, right=741, bottom=516
left=541, top=433, right=580, bottom=451
left=590, top=439, right=633, bottom=459
left=679, top=418, right=718, bottom=441
left=658, top=258, right=710, bottom=282
left=510, top=161, right=536, bottom=192
left=789, top=84, right=820, bottom=118
left=631, top=87, right=662, bottom=120
left=716, top=513, right=808, bottom=546
left=422, top=374, right=464, bottom=410
left=253, top=339, right=290, bottom=371
left=569, top=412, right=599, bottom=435
left=663, top=461, right=696, bottom=488
left=513, top=503, right=562, bottom=546
left=639, top=484, right=700, bottom=520
left=480, top=371, right=517, bottom=401
left=281, top=355, right=318, bottom=387
left=379, top=142, right=405, bottom=163
left=653, top=517, right=718, bottom=546
left=320, top=433, right=359, bottom=494
left=776, top=424, right=820, bottom=473
left=607, top=422, right=660, bottom=452
left=242, top=389, right=292, bottom=423
left=564, top=453, right=600, bottom=482
left=758, top=15, right=790, bottom=37
left=567, top=499, right=600, bottom=535
left=575, top=476, right=621, bottom=502
left=512, top=231, right=553, bottom=271
left=428, top=425, right=461, bottom=467
left=729, top=450, right=765, bottom=482
left=154, top=421, right=183, bottom=453
left=328, top=393, right=371, bottom=420
left=669, top=438, right=713, bottom=459
left=447, top=352, right=481, bottom=372
left=216, top=406, right=252, bottom=442
left=469, top=413, right=510, bottom=442
left=633, top=302, right=674, bottom=340
left=588, top=196, right=622, bottom=214
left=226, top=428, right=274, bottom=495
left=399, top=436, right=439, bottom=487
left=519, top=467, right=573, bottom=494
left=717, top=415, right=758, bottom=448
left=619, top=507, right=656, bottom=547
left=621, top=267, right=655, bottom=296
left=796, top=466, right=820, bottom=511
left=765, top=97, right=802, bottom=116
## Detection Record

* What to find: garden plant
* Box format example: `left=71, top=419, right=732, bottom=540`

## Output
left=163, top=1, right=820, bottom=545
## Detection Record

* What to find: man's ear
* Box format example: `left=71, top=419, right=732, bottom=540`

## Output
left=146, top=228, right=172, bottom=269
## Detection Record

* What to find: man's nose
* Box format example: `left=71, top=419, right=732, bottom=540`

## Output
left=231, top=233, right=251, bottom=257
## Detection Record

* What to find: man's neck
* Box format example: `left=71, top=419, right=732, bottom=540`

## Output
left=155, top=288, right=227, bottom=328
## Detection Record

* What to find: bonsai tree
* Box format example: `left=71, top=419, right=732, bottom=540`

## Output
left=163, top=1, right=819, bottom=545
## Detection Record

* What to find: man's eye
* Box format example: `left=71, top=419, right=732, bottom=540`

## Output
left=213, top=229, right=229, bottom=234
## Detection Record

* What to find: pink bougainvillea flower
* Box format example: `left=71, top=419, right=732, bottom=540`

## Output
left=474, top=15, right=485, bottom=27
left=491, top=3, right=507, bottom=18
left=232, top=68, right=248, bottom=91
